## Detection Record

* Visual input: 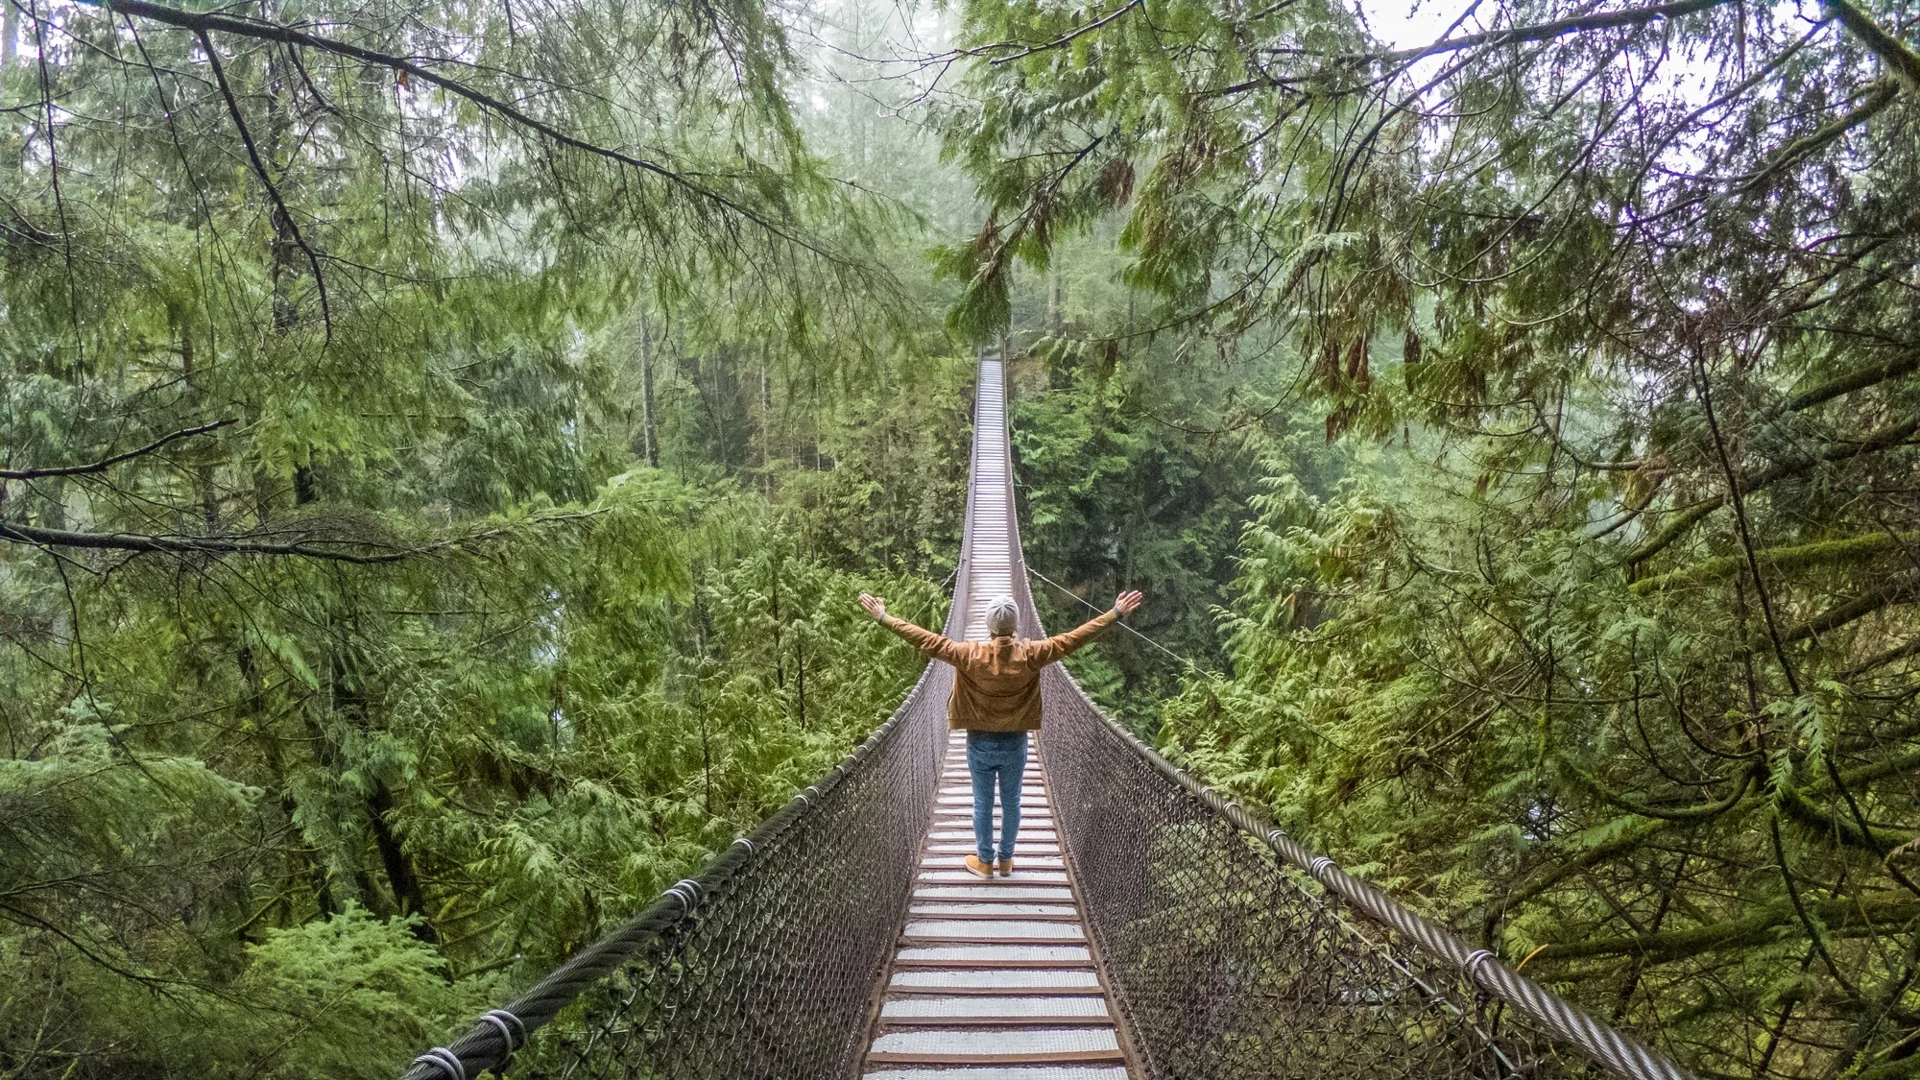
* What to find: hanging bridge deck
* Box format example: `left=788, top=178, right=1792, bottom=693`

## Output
left=859, top=355, right=1137, bottom=1079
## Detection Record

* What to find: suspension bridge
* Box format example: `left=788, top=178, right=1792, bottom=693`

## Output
left=400, top=350, right=1692, bottom=1080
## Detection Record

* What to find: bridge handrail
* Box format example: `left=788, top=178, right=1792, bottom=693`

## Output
left=999, top=411, right=1690, bottom=1080
left=397, top=354, right=1004, bottom=1080
left=1054, top=671, right=1693, bottom=1080
left=398, top=660, right=946, bottom=1080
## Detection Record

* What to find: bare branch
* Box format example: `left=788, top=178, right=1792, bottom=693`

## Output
left=1378, top=0, right=1740, bottom=64
left=0, top=507, right=609, bottom=564
left=197, top=29, right=333, bottom=340
left=0, top=520, right=410, bottom=562
left=979, top=0, right=1144, bottom=66
left=0, top=419, right=236, bottom=480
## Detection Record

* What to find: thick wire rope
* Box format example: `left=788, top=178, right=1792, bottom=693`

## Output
left=1026, top=563, right=1212, bottom=673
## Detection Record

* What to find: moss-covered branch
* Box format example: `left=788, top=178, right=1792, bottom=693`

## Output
left=1627, top=417, right=1920, bottom=567
left=1631, top=533, right=1915, bottom=595
left=1531, top=896, right=1920, bottom=965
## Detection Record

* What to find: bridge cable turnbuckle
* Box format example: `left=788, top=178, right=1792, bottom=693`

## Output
left=411, top=1047, right=466, bottom=1080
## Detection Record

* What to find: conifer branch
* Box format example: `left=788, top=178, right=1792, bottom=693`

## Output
left=88, top=0, right=845, bottom=263
left=0, top=520, right=412, bottom=562
left=196, top=28, right=334, bottom=343
left=0, top=419, right=236, bottom=480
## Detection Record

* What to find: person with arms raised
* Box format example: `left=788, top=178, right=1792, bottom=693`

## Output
left=858, top=589, right=1145, bottom=877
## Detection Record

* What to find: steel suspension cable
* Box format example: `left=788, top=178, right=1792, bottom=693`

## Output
left=1026, top=563, right=1212, bottom=674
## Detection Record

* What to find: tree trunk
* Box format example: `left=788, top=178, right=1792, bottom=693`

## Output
left=760, top=355, right=772, bottom=496
left=367, top=782, right=437, bottom=941
left=639, top=313, right=659, bottom=467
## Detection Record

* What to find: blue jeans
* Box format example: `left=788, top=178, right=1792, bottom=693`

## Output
left=966, top=731, right=1028, bottom=863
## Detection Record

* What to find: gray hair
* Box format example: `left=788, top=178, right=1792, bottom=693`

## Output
left=985, top=595, right=1019, bottom=637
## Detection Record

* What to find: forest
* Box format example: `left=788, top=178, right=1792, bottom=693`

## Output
left=0, top=0, right=1917, bottom=1075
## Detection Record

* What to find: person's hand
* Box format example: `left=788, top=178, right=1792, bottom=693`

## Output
left=1113, top=590, right=1143, bottom=616
left=859, top=593, right=888, bottom=622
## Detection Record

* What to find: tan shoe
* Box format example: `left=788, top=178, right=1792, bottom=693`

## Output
left=964, top=855, right=994, bottom=879
left=996, top=859, right=1015, bottom=878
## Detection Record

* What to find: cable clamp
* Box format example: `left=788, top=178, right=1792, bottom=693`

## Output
left=733, top=837, right=755, bottom=856
left=1309, top=856, right=1337, bottom=881
left=1266, top=828, right=1288, bottom=847
left=481, top=1009, right=526, bottom=1056
left=1463, top=948, right=1499, bottom=987
left=412, top=1048, right=466, bottom=1080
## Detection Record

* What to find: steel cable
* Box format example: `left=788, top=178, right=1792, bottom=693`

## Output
left=1001, top=436, right=1694, bottom=1080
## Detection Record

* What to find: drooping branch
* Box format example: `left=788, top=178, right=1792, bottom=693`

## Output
left=0, top=419, right=235, bottom=480
left=1378, top=0, right=1740, bottom=64
left=0, top=520, right=409, bottom=562
left=196, top=29, right=333, bottom=341
left=87, top=0, right=838, bottom=261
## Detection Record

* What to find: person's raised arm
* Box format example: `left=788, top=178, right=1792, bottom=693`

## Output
left=860, top=592, right=966, bottom=664
left=1032, top=590, right=1142, bottom=665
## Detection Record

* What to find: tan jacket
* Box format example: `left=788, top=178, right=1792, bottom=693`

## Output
left=880, top=609, right=1120, bottom=731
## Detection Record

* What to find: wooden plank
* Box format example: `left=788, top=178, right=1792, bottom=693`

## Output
left=876, top=1016, right=1118, bottom=1029
left=866, top=1050, right=1126, bottom=1066
left=889, top=958, right=1098, bottom=970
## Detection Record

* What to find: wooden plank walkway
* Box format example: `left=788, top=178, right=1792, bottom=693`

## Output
left=859, top=354, right=1136, bottom=1079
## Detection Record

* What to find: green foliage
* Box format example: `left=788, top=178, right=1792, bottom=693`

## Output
left=236, top=909, right=494, bottom=1080
left=940, top=0, right=1920, bottom=1071
left=1012, top=342, right=1267, bottom=719
left=9, top=0, right=1919, bottom=1076
left=0, top=0, right=972, bottom=1073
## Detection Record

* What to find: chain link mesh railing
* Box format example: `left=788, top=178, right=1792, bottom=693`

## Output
left=400, top=363, right=1001, bottom=1080
left=1000, top=455, right=1691, bottom=1080
left=1036, top=668, right=1689, bottom=1080
left=399, top=661, right=946, bottom=1080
